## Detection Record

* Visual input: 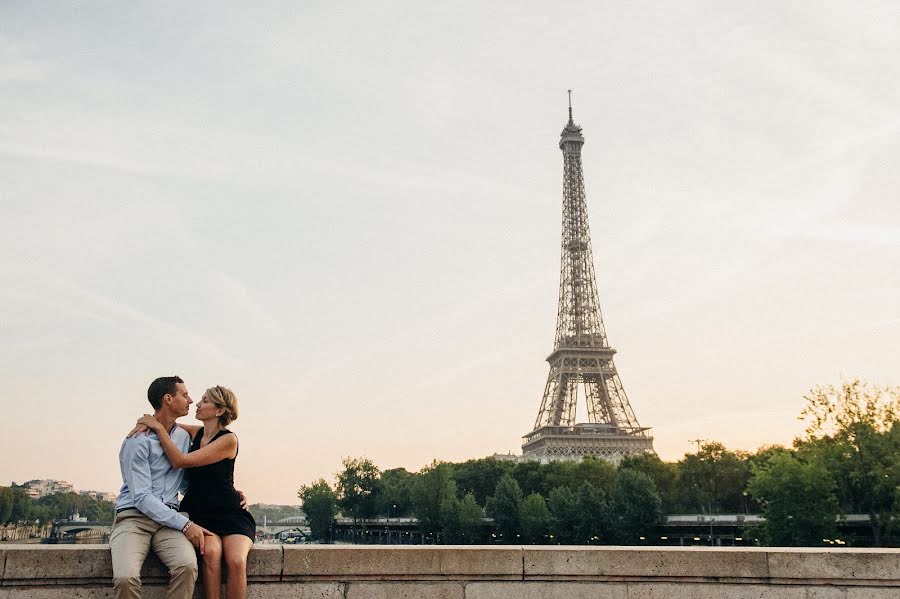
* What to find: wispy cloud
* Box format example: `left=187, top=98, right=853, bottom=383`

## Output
left=3, top=264, right=245, bottom=370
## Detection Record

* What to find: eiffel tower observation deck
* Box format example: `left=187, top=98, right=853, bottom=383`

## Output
left=521, top=94, right=654, bottom=463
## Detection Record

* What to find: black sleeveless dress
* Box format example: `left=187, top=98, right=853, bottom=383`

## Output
left=179, top=428, right=256, bottom=541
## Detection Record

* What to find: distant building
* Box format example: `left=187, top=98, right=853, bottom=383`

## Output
left=22, top=479, right=75, bottom=499
left=80, top=490, right=117, bottom=503
left=518, top=99, right=654, bottom=464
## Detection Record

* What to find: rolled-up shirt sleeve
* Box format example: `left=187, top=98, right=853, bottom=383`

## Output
left=122, top=438, right=189, bottom=531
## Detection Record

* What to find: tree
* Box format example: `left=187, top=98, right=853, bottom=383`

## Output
left=574, top=482, right=609, bottom=544
left=797, top=379, right=900, bottom=546
left=619, top=453, right=679, bottom=513
left=298, top=479, right=338, bottom=542
left=512, top=461, right=545, bottom=496
left=410, top=462, right=457, bottom=534
left=747, top=452, right=839, bottom=546
left=83, top=498, right=114, bottom=523
left=0, top=487, right=13, bottom=524
left=607, top=469, right=663, bottom=544
left=456, top=493, right=484, bottom=544
left=547, top=486, right=579, bottom=544
left=677, top=442, right=749, bottom=513
left=335, top=456, right=380, bottom=523
left=439, top=493, right=461, bottom=543
left=486, top=474, right=523, bottom=543
left=800, top=379, right=898, bottom=440
left=542, top=458, right=616, bottom=498
left=439, top=491, right=485, bottom=544
left=519, top=493, right=550, bottom=544
left=375, top=468, right=415, bottom=517
left=452, top=458, right=515, bottom=506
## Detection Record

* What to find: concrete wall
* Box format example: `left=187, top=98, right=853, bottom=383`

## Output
left=1, top=545, right=898, bottom=598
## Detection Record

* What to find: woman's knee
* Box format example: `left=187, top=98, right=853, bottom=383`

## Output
left=204, top=538, right=223, bottom=562
left=224, top=551, right=247, bottom=573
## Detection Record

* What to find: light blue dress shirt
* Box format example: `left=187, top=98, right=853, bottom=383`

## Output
left=114, top=425, right=192, bottom=530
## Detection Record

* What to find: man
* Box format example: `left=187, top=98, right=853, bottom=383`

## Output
left=110, top=375, right=211, bottom=599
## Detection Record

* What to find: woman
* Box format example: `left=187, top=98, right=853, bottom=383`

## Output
left=137, top=386, right=255, bottom=599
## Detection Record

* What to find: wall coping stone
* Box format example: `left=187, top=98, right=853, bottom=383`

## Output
left=1, top=545, right=898, bottom=588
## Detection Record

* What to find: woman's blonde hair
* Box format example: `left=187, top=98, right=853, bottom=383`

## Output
left=206, top=385, right=238, bottom=427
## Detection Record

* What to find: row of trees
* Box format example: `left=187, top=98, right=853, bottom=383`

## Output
left=299, top=380, right=899, bottom=546
left=0, top=487, right=115, bottom=525
left=299, top=456, right=664, bottom=545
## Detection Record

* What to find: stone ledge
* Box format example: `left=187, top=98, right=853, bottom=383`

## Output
left=523, top=546, right=770, bottom=580
left=283, top=546, right=522, bottom=580
left=766, top=548, right=899, bottom=584
left=0, top=545, right=898, bottom=588
left=467, top=581, right=629, bottom=599
left=1, top=544, right=283, bottom=585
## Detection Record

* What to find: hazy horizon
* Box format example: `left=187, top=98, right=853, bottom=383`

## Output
left=1, top=2, right=898, bottom=503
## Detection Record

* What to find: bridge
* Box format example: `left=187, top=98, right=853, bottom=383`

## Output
left=49, top=520, right=111, bottom=543
left=256, top=515, right=310, bottom=539
left=328, top=514, right=877, bottom=545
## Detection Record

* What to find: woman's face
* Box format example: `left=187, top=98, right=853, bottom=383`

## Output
left=195, top=394, right=221, bottom=421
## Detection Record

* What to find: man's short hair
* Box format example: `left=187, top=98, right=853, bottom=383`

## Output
left=147, top=376, right=185, bottom=410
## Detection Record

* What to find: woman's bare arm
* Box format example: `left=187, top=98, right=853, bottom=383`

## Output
left=176, top=423, right=202, bottom=438
left=127, top=421, right=200, bottom=439
left=139, top=416, right=237, bottom=469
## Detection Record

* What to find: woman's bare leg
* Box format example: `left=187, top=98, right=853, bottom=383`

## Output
left=200, top=533, right=223, bottom=599
left=222, top=534, right=253, bottom=599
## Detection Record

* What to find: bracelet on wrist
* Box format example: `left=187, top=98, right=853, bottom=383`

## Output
left=182, top=520, right=193, bottom=534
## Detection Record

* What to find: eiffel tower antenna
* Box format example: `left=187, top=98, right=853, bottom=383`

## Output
left=521, top=94, right=654, bottom=463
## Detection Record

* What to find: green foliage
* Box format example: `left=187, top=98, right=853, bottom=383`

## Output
left=677, top=442, right=750, bottom=513
left=511, top=461, right=545, bottom=496
left=0, top=488, right=114, bottom=525
left=296, top=381, right=896, bottom=547
left=439, top=491, right=484, bottom=544
left=298, top=479, right=338, bottom=542
left=574, top=481, right=609, bottom=544
left=747, top=452, right=839, bottom=546
left=796, top=380, right=900, bottom=546
left=452, top=458, right=514, bottom=505
left=485, top=474, right=523, bottom=542
left=607, top=469, right=663, bottom=544
left=438, top=493, right=460, bottom=541
left=335, top=456, right=380, bottom=521
left=0, top=487, right=15, bottom=524
left=8, top=487, right=38, bottom=523
left=375, top=468, right=415, bottom=517
left=800, top=379, right=898, bottom=440
left=547, top=486, right=579, bottom=544
left=619, top=453, right=678, bottom=513
left=410, top=462, right=456, bottom=534
left=538, top=458, right=616, bottom=499
left=519, top=493, right=550, bottom=544
left=455, top=493, right=484, bottom=543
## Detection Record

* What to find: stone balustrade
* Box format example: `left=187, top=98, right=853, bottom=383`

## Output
left=1, top=544, right=898, bottom=598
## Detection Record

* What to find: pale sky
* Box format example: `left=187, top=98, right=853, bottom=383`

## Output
left=1, top=2, right=898, bottom=504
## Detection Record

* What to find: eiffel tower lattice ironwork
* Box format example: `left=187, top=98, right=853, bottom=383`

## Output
left=521, top=95, right=654, bottom=462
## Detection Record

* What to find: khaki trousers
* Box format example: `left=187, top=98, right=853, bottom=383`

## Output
left=109, top=508, right=197, bottom=599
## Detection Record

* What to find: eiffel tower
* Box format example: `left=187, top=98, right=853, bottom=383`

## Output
left=521, top=94, right=654, bottom=462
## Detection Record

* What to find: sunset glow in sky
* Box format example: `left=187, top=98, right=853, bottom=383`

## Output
left=1, top=2, right=898, bottom=503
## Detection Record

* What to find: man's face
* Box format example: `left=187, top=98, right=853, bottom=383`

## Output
left=167, top=382, right=193, bottom=417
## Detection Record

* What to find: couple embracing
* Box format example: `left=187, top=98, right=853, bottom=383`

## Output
left=110, top=375, right=256, bottom=599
